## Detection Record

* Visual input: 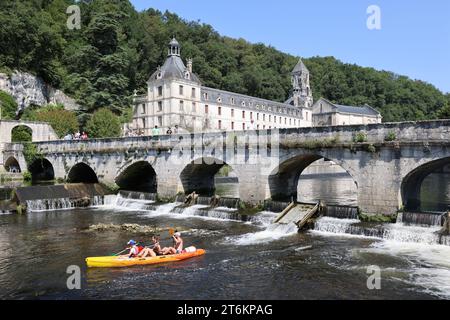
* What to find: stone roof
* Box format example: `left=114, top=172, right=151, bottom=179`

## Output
left=292, top=58, right=309, bottom=74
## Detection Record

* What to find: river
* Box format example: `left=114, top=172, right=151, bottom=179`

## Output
left=0, top=164, right=449, bottom=300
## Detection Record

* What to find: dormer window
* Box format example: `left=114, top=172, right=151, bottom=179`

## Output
left=184, top=71, right=190, bottom=80
left=217, top=96, right=222, bottom=103
left=157, top=72, right=162, bottom=79
left=230, top=97, right=235, bottom=105
left=241, top=101, right=246, bottom=107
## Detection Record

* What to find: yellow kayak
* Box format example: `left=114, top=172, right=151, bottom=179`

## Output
left=86, top=249, right=205, bottom=268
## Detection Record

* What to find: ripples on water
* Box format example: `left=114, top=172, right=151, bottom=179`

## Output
left=0, top=164, right=450, bottom=299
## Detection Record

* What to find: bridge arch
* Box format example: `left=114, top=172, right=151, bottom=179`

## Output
left=180, top=157, right=239, bottom=197
left=67, top=163, right=99, bottom=183
left=401, top=157, right=450, bottom=212
left=115, top=161, right=157, bottom=193
left=4, top=156, right=21, bottom=173
left=11, top=125, right=33, bottom=143
left=268, top=154, right=358, bottom=203
left=29, top=158, right=55, bottom=182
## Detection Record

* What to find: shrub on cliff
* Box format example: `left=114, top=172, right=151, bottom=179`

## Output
left=0, top=90, right=18, bottom=119
left=85, top=108, right=122, bottom=138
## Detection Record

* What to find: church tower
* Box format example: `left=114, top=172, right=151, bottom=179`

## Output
left=291, top=58, right=313, bottom=108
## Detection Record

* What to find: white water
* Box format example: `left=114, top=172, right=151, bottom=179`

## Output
left=230, top=223, right=298, bottom=246
left=368, top=241, right=450, bottom=298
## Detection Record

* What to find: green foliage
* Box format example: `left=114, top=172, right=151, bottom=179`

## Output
left=0, top=90, right=18, bottom=119
left=11, top=125, right=32, bottom=142
left=353, top=132, right=368, bottom=143
left=22, top=171, right=32, bottom=182
left=0, top=1, right=447, bottom=123
left=22, top=143, right=43, bottom=166
left=22, top=104, right=79, bottom=138
left=366, top=144, right=377, bottom=153
left=384, top=131, right=397, bottom=142
left=86, top=108, right=122, bottom=138
left=437, top=103, right=450, bottom=119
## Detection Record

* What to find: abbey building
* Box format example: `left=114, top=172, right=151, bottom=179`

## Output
left=129, top=38, right=381, bottom=135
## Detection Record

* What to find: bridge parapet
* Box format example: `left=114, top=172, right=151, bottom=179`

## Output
left=34, top=120, right=450, bottom=154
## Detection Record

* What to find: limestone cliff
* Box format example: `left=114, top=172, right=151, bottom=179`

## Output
left=0, top=71, right=80, bottom=113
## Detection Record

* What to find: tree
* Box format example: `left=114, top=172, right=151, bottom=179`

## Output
left=11, top=125, right=32, bottom=142
left=86, top=108, right=122, bottom=138
left=437, top=104, right=450, bottom=119
left=33, top=105, right=79, bottom=138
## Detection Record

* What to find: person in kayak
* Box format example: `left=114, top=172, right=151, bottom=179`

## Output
left=138, top=235, right=162, bottom=258
left=161, top=232, right=184, bottom=255
left=120, top=240, right=143, bottom=258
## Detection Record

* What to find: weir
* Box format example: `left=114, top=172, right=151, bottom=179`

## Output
left=13, top=183, right=111, bottom=212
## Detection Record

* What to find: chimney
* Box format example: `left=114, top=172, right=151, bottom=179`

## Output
left=187, top=58, right=193, bottom=73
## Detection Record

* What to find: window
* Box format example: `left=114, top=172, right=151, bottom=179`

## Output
left=242, top=111, right=245, bottom=119
left=257, top=113, right=260, bottom=121
left=141, top=104, right=146, bottom=114
left=218, top=120, right=222, bottom=130
left=184, top=71, right=190, bottom=80
left=218, top=106, right=222, bottom=116
left=192, top=88, right=196, bottom=98
left=257, top=124, right=260, bottom=130
left=158, top=116, right=163, bottom=127
left=289, top=118, right=292, bottom=125
left=231, top=122, right=234, bottom=130
left=231, top=109, right=234, bottom=117
left=274, top=116, right=277, bottom=123
left=231, top=97, right=235, bottom=105
left=142, top=118, right=145, bottom=128
left=204, top=92, right=209, bottom=100
left=250, top=112, right=253, bottom=120
left=158, top=101, right=163, bottom=112
left=269, top=115, right=272, bottom=122
left=205, top=105, right=209, bottom=114
left=179, top=100, right=184, bottom=112
left=242, top=123, right=246, bottom=130
left=306, top=112, right=309, bottom=121
left=263, top=114, right=266, bottom=121
left=179, top=85, right=184, bottom=95
left=192, top=102, right=196, bottom=113
left=158, top=86, right=163, bottom=96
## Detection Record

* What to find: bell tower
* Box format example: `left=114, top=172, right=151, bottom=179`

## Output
left=291, top=58, right=313, bottom=108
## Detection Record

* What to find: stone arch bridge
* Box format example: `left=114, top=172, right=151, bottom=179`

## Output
left=5, top=120, right=450, bottom=215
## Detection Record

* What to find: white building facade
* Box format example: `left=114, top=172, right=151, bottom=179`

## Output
left=129, top=38, right=314, bottom=135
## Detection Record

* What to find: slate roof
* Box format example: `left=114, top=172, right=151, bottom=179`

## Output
left=200, top=86, right=304, bottom=117
left=149, top=56, right=201, bottom=83
left=334, top=104, right=380, bottom=116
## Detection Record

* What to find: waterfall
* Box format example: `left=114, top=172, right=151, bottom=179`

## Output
left=196, top=196, right=212, bottom=206
left=26, top=195, right=109, bottom=212
left=324, top=205, right=359, bottom=220
left=312, top=217, right=449, bottom=246
left=118, top=190, right=157, bottom=202
left=264, top=200, right=292, bottom=213
left=217, top=197, right=240, bottom=209
left=397, top=212, right=444, bottom=227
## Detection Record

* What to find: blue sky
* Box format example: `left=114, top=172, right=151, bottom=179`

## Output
left=130, top=0, right=450, bottom=93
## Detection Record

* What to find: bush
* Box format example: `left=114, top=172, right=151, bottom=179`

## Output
left=23, top=171, right=32, bottom=182
left=86, top=108, right=122, bottom=138
left=0, top=90, right=18, bottom=119
left=384, top=131, right=397, bottom=142
left=353, top=132, right=368, bottom=143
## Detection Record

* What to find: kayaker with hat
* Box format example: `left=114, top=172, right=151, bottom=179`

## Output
left=161, top=231, right=184, bottom=255
left=120, top=240, right=143, bottom=258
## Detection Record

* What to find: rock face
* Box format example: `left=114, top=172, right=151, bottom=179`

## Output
left=0, top=71, right=80, bottom=113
